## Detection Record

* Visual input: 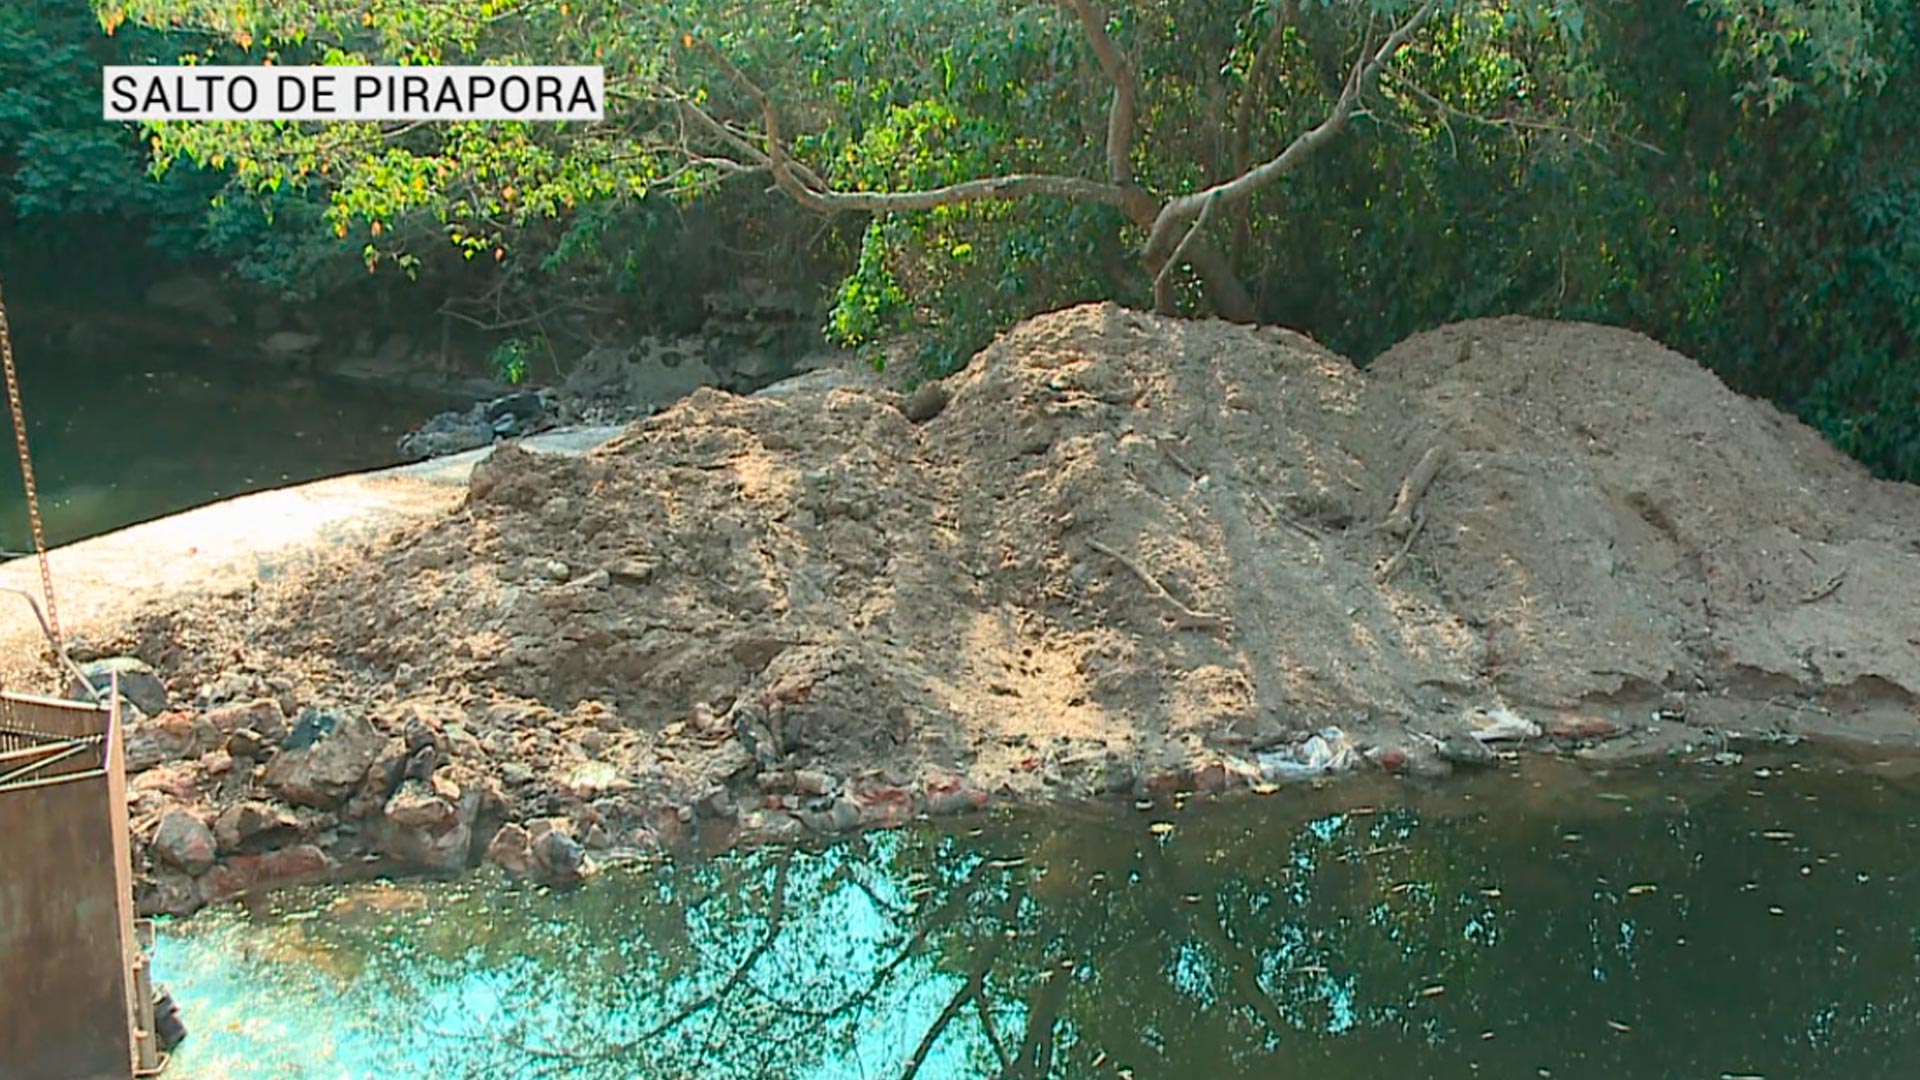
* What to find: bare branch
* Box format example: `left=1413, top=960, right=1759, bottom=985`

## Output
left=1386, top=71, right=1668, bottom=156
left=1145, top=0, right=1440, bottom=262
left=1061, top=0, right=1139, bottom=186
left=695, top=38, right=1130, bottom=216
left=1151, top=191, right=1222, bottom=314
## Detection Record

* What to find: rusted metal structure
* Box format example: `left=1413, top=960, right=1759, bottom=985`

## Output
left=0, top=684, right=165, bottom=1078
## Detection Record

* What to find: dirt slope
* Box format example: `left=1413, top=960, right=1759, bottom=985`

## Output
left=81, top=303, right=1920, bottom=912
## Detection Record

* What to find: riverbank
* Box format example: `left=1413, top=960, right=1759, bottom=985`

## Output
left=10, top=303, right=1917, bottom=916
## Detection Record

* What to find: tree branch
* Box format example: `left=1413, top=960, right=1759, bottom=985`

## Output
left=1061, top=0, right=1138, bottom=187
left=1145, top=0, right=1439, bottom=262
left=696, top=38, right=1129, bottom=215
left=1152, top=191, right=1222, bottom=314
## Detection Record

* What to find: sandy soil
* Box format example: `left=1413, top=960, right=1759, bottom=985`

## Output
left=33, top=303, right=1919, bottom=912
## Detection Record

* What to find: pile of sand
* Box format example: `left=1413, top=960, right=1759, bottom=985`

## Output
left=101, top=303, right=1920, bottom=907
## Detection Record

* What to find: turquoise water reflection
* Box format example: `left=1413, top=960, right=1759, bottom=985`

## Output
left=154, top=756, right=1920, bottom=1078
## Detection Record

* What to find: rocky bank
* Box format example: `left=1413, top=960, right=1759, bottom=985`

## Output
left=45, top=303, right=1919, bottom=916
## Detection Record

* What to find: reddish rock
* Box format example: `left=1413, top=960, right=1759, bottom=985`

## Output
left=856, top=786, right=917, bottom=828
left=924, top=778, right=988, bottom=816
left=125, top=712, right=204, bottom=773
left=1189, top=761, right=1232, bottom=793
left=199, top=844, right=336, bottom=903
left=213, top=801, right=300, bottom=853
left=1371, top=747, right=1411, bottom=773
left=484, top=823, right=536, bottom=877
left=131, top=762, right=202, bottom=802
left=1547, top=716, right=1623, bottom=741
left=205, top=698, right=289, bottom=740
left=1144, top=769, right=1188, bottom=795
left=151, top=810, right=217, bottom=875
left=379, top=774, right=479, bottom=872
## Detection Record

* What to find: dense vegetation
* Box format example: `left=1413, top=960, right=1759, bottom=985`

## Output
left=1, top=1, right=1913, bottom=478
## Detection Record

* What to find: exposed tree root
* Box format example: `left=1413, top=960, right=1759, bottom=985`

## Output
left=1088, top=538, right=1230, bottom=633
left=1379, top=444, right=1448, bottom=538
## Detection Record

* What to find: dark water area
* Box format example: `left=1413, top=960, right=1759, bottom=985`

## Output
left=152, top=754, right=1920, bottom=1079
left=0, top=339, right=444, bottom=550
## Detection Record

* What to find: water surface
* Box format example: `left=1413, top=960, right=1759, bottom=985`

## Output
left=153, top=755, right=1920, bottom=1079
left=2, top=342, right=442, bottom=549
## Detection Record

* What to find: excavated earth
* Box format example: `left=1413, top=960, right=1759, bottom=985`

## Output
left=51, top=303, right=1920, bottom=915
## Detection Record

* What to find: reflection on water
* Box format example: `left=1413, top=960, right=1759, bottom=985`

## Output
left=2, top=345, right=442, bottom=548
left=154, top=756, right=1920, bottom=1079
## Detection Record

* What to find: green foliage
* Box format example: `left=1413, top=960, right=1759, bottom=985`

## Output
left=73, top=0, right=1920, bottom=479
left=488, top=337, right=532, bottom=384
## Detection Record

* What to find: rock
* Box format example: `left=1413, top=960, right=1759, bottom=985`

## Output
left=902, top=381, right=951, bottom=423
left=1437, top=732, right=1498, bottom=767
left=695, top=785, right=737, bottom=820
left=213, top=801, right=300, bottom=853
left=856, top=786, right=917, bottom=829
left=225, top=728, right=268, bottom=761
left=485, top=823, right=536, bottom=877
left=140, top=869, right=202, bottom=918
left=151, top=810, right=216, bottom=875
left=485, top=390, right=549, bottom=425
left=800, top=796, right=863, bottom=834
left=124, top=712, right=205, bottom=773
left=397, top=407, right=493, bottom=461
left=565, top=761, right=631, bottom=799
left=66, top=656, right=170, bottom=716
left=531, top=825, right=587, bottom=886
left=263, top=709, right=385, bottom=808
left=198, top=845, right=336, bottom=903
left=378, top=774, right=480, bottom=872
left=793, top=769, right=834, bottom=797
left=383, top=778, right=458, bottom=832
left=205, top=698, right=288, bottom=741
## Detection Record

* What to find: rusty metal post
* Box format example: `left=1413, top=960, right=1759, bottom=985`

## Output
left=0, top=679, right=155, bottom=1078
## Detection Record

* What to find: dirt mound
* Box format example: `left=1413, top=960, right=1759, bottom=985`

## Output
left=100, top=303, right=1920, bottom=911
left=1365, top=318, right=1920, bottom=708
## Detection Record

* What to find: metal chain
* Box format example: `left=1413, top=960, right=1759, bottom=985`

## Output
left=0, top=277, right=62, bottom=650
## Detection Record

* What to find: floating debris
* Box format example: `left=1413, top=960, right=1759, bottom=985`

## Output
left=1627, top=883, right=1659, bottom=897
left=1148, top=821, right=1176, bottom=837
left=1419, top=984, right=1446, bottom=998
left=1608, top=1020, right=1633, bottom=1033
left=1761, top=830, right=1795, bottom=841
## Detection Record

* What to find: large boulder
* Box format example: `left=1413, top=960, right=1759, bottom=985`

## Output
left=263, top=709, right=384, bottom=808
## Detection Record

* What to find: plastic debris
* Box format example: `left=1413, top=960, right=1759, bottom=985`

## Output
left=1257, top=727, right=1359, bottom=781
left=1465, top=704, right=1542, bottom=743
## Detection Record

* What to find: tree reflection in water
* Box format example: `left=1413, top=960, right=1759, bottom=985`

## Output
left=155, top=757, right=1920, bottom=1079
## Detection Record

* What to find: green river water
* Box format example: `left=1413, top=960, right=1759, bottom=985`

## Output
left=152, top=754, right=1920, bottom=1080
left=3, top=342, right=441, bottom=550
